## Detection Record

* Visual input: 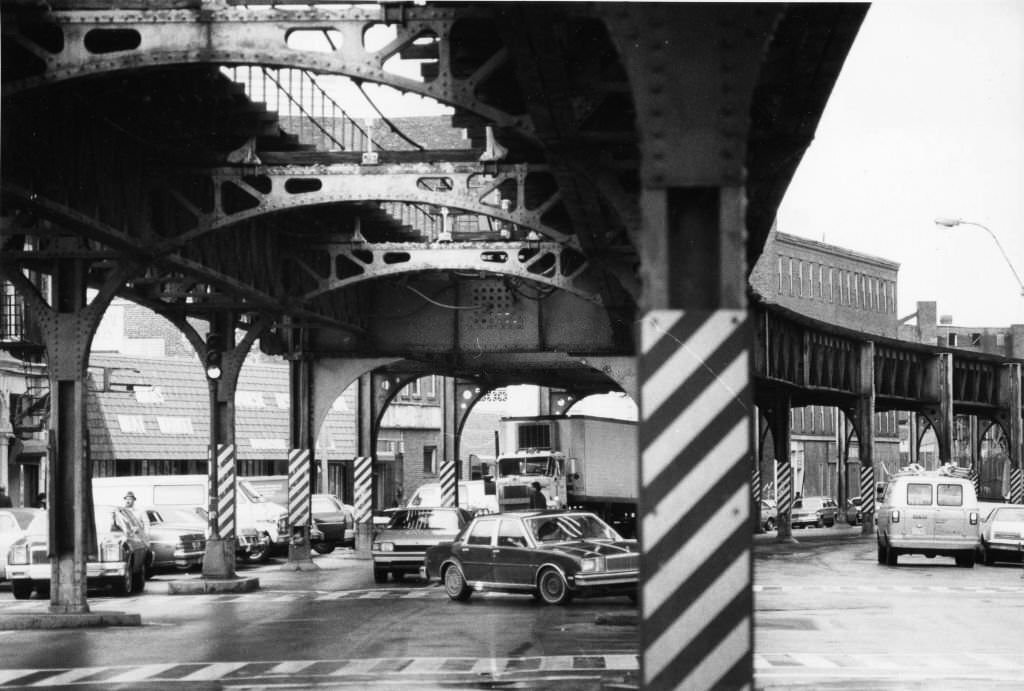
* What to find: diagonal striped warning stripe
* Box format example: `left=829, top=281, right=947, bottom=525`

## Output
left=353, top=456, right=373, bottom=523
left=215, top=444, right=236, bottom=539
left=640, top=310, right=753, bottom=690
left=1010, top=468, right=1023, bottom=504
left=859, top=465, right=875, bottom=516
left=288, top=449, right=311, bottom=528
left=439, top=460, right=456, bottom=507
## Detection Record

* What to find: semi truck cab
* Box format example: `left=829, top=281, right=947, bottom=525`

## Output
left=494, top=451, right=567, bottom=511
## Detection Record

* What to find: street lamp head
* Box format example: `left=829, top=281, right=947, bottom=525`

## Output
left=934, top=217, right=962, bottom=228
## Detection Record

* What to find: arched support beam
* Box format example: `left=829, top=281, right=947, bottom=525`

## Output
left=2, top=5, right=536, bottom=138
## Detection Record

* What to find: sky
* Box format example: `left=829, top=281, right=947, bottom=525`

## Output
left=776, top=0, right=1024, bottom=328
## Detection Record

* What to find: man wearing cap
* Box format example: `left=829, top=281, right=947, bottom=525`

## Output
left=528, top=481, right=547, bottom=509
left=123, top=491, right=149, bottom=538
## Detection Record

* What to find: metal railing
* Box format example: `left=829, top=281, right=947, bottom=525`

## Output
left=223, top=66, right=381, bottom=153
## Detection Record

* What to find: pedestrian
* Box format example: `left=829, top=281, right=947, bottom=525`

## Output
left=34, top=492, right=46, bottom=509
left=0, top=487, right=12, bottom=508
left=122, top=491, right=149, bottom=536
left=528, top=481, right=547, bottom=509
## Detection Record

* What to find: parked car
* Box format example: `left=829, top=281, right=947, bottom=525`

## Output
left=0, top=508, right=43, bottom=580
left=311, top=494, right=354, bottom=554
left=194, top=506, right=270, bottom=563
left=7, top=506, right=151, bottom=599
left=977, top=504, right=1024, bottom=565
left=759, top=500, right=777, bottom=532
left=372, top=506, right=472, bottom=582
left=423, top=510, right=639, bottom=605
left=143, top=507, right=207, bottom=572
left=876, top=467, right=980, bottom=567
left=791, top=496, right=839, bottom=528
left=846, top=497, right=864, bottom=525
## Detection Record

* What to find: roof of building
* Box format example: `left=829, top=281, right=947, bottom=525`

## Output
left=86, top=353, right=356, bottom=461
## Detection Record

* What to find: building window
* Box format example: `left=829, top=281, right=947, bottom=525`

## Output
left=777, top=257, right=784, bottom=293
left=117, top=415, right=146, bottom=433
left=156, top=416, right=194, bottom=434
left=422, top=375, right=436, bottom=398
left=948, top=333, right=958, bottom=346
left=828, top=267, right=835, bottom=303
left=423, top=445, right=437, bottom=474
left=970, top=332, right=982, bottom=346
left=407, top=378, right=421, bottom=397
left=866, top=278, right=873, bottom=311
left=817, top=264, right=824, bottom=298
left=788, top=258, right=795, bottom=296
left=797, top=261, right=803, bottom=296
left=844, top=272, right=851, bottom=305
left=996, top=333, right=1006, bottom=347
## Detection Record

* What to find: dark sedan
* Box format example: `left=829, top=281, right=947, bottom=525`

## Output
left=422, top=510, right=639, bottom=605
left=143, top=507, right=207, bottom=572
left=311, top=493, right=354, bottom=554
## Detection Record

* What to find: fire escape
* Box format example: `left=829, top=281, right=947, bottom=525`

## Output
left=1, top=277, right=49, bottom=440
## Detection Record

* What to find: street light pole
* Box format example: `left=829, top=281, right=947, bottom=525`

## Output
left=934, top=217, right=1024, bottom=297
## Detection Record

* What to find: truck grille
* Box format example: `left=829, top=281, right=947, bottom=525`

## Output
left=502, top=485, right=528, bottom=499
left=606, top=554, right=638, bottom=571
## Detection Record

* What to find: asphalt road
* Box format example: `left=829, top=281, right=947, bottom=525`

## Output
left=0, top=527, right=1021, bottom=689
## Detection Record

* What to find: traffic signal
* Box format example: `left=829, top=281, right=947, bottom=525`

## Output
left=205, top=335, right=223, bottom=380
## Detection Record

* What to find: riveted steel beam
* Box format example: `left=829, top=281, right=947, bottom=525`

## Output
left=295, top=241, right=600, bottom=305
left=160, top=163, right=571, bottom=247
left=2, top=5, right=533, bottom=137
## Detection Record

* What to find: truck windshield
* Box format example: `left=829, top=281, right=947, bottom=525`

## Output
left=498, top=457, right=553, bottom=476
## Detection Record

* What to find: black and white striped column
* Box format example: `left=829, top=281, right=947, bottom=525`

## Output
left=216, top=443, right=236, bottom=539
left=288, top=449, right=311, bottom=530
left=639, top=310, right=753, bottom=689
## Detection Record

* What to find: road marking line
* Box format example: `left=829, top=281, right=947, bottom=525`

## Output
left=179, top=662, right=250, bottom=681
left=787, top=654, right=840, bottom=668
left=100, top=664, right=181, bottom=684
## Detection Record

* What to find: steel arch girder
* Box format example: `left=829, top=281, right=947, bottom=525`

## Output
left=3, top=6, right=532, bottom=135
left=295, top=241, right=601, bottom=305
left=172, top=164, right=571, bottom=246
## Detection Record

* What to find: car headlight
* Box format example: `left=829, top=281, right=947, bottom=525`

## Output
left=8, top=544, right=30, bottom=566
left=99, top=539, right=122, bottom=563
left=580, top=557, right=605, bottom=573
left=373, top=542, right=394, bottom=552
left=890, top=509, right=901, bottom=523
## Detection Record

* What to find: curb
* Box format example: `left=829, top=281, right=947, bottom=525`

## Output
left=0, top=610, right=142, bottom=629
left=166, top=576, right=261, bottom=595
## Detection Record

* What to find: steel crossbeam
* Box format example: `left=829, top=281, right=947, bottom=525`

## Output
left=294, top=241, right=600, bottom=304
left=2, top=5, right=532, bottom=136
left=168, top=163, right=571, bottom=246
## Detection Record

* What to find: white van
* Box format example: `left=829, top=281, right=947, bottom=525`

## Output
left=92, top=475, right=289, bottom=562
left=876, top=465, right=980, bottom=567
left=407, top=480, right=498, bottom=514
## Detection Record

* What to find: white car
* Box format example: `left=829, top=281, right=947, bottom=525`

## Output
left=0, top=508, right=43, bottom=580
left=7, top=506, right=152, bottom=599
left=977, top=504, right=1024, bottom=565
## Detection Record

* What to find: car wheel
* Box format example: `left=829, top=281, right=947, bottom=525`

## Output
left=313, top=543, right=335, bottom=555
left=815, top=517, right=824, bottom=528
left=825, top=517, right=835, bottom=527
left=11, top=580, right=33, bottom=600
left=243, top=536, right=271, bottom=564
left=112, top=558, right=135, bottom=596
left=764, top=518, right=776, bottom=532
left=373, top=567, right=389, bottom=584
left=537, top=568, right=572, bottom=606
left=877, top=541, right=885, bottom=564
left=884, top=543, right=898, bottom=567
left=443, top=564, right=471, bottom=601
left=955, top=551, right=975, bottom=568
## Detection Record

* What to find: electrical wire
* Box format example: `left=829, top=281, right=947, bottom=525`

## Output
left=403, top=284, right=479, bottom=311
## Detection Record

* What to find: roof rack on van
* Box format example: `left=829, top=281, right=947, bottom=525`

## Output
left=890, top=462, right=973, bottom=479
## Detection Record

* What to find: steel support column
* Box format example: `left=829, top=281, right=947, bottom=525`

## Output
left=764, top=393, right=794, bottom=543
left=854, top=341, right=876, bottom=535
left=1001, top=363, right=1023, bottom=503
left=932, top=353, right=955, bottom=464
left=286, top=331, right=317, bottom=569
left=201, top=312, right=244, bottom=579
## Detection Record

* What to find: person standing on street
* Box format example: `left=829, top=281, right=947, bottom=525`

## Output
left=0, top=487, right=12, bottom=508
left=123, top=491, right=149, bottom=537
left=528, top=481, right=547, bottom=509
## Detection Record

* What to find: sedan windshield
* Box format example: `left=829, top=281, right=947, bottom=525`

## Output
left=993, top=507, right=1024, bottom=522
left=525, top=514, right=619, bottom=543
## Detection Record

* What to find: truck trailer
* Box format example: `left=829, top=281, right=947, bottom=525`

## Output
left=496, top=415, right=638, bottom=537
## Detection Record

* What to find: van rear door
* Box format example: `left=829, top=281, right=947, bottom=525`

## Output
left=933, top=481, right=972, bottom=538
left=903, top=482, right=937, bottom=538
